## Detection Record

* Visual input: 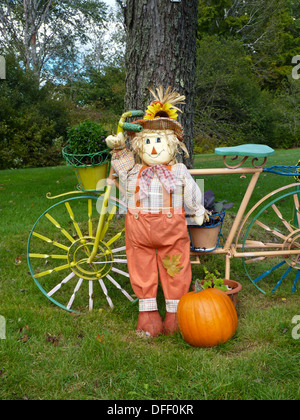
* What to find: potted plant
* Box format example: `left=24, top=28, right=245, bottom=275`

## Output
left=191, top=267, right=242, bottom=307
left=62, top=120, right=110, bottom=191
left=188, top=190, right=233, bottom=252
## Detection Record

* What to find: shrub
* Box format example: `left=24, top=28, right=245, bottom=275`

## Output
left=0, top=53, right=70, bottom=169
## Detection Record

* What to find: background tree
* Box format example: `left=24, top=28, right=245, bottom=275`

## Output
left=64, top=65, right=125, bottom=115
left=0, top=54, right=70, bottom=169
left=0, top=0, right=108, bottom=84
left=194, top=36, right=282, bottom=151
left=197, top=0, right=300, bottom=90
left=118, top=0, right=199, bottom=168
left=194, top=0, right=300, bottom=150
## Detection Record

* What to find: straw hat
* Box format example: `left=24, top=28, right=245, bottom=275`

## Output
left=127, top=86, right=185, bottom=141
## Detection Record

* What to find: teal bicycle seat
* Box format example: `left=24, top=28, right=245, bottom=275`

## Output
left=215, top=144, right=275, bottom=158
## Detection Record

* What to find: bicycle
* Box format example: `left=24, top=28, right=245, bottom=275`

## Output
left=27, top=113, right=300, bottom=313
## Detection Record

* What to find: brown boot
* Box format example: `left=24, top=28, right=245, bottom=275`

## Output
left=164, top=312, right=179, bottom=335
left=136, top=311, right=164, bottom=337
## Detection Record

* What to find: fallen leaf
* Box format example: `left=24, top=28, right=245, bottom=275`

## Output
left=162, top=254, right=184, bottom=277
left=15, top=256, right=22, bottom=265
left=96, top=334, right=103, bottom=343
left=19, top=334, right=29, bottom=343
left=45, top=333, right=60, bottom=346
left=70, top=312, right=81, bottom=318
left=19, top=325, right=30, bottom=333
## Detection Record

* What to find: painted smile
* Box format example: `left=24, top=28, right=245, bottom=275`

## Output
left=143, top=149, right=165, bottom=159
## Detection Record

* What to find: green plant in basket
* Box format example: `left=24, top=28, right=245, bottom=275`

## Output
left=67, top=120, right=109, bottom=154
left=63, top=120, right=110, bottom=167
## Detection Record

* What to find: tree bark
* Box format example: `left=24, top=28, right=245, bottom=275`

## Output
left=123, top=0, right=198, bottom=168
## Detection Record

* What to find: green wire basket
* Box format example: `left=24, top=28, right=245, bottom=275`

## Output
left=62, top=146, right=110, bottom=168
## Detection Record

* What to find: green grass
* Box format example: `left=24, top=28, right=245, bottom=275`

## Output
left=0, top=150, right=300, bottom=400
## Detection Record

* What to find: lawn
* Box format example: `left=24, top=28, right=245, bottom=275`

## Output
left=0, top=149, right=300, bottom=401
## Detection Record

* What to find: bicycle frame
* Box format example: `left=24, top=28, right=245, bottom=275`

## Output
left=190, top=165, right=300, bottom=280
left=189, top=166, right=262, bottom=276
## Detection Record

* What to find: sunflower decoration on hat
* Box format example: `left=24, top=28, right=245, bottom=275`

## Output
left=145, top=86, right=185, bottom=121
left=128, top=86, right=186, bottom=141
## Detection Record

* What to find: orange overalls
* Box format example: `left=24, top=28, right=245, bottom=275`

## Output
left=125, top=166, right=192, bottom=315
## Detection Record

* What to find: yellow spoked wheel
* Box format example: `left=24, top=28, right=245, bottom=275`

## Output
left=27, top=195, right=133, bottom=312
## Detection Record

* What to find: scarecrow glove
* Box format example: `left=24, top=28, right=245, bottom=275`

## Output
left=106, top=132, right=126, bottom=150
left=194, top=214, right=204, bottom=226
left=193, top=210, right=210, bottom=226
left=204, top=211, right=211, bottom=223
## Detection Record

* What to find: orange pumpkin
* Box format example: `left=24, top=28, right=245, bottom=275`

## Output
left=177, top=287, right=238, bottom=348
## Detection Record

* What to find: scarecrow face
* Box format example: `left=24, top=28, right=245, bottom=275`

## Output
left=138, top=131, right=173, bottom=166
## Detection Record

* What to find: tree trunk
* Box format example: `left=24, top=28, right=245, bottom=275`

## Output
left=123, top=0, right=198, bottom=168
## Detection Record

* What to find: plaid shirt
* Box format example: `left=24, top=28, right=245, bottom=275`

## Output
left=111, top=148, right=205, bottom=216
left=139, top=165, right=177, bottom=199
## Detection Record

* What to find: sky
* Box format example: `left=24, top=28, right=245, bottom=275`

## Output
left=104, top=0, right=118, bottom=10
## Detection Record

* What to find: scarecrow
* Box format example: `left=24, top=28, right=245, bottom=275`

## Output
left=106, top=86, right=205, bottom=337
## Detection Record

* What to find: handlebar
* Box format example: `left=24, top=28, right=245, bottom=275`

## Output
left=122, top=122, right=143, bottom=132
left=128, top=110, right=145, bottom=118
left=117, top=110, right=144, bottom=134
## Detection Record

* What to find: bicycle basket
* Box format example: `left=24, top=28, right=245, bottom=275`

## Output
left=188, top=211, right=226, bottom=252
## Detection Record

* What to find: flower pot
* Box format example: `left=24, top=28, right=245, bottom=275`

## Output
left=188, top=211, right=225, bottom=252
left=62, top=146, right=110, bottom=191
left=222, top=279, right=242, bottom=307
left=74, top=163, right=108, bottom=191
left=191, top=279, right=242, bottom=307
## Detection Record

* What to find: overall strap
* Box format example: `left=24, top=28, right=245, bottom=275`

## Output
left=134, top=165, right=173, bottom=209
left=163, top=165, right=173, bottom=209
left=135, top=166, right=148, bottom=208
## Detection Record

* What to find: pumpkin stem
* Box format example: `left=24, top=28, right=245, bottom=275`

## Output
left=195, top=279, right=204, bottom=293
